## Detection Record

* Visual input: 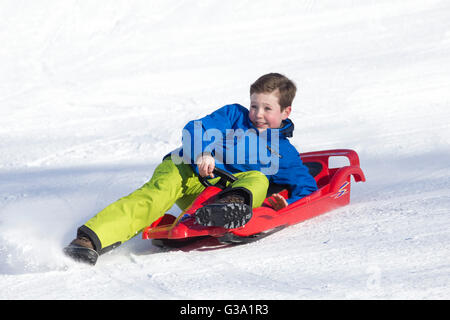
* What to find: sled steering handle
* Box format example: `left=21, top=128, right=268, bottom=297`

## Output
left=198, top=167, right=238, bottom=189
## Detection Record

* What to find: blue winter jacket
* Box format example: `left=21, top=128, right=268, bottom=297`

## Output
left=171, top=104, right=317, bottom=205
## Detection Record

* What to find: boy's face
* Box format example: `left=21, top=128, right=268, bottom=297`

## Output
left=249, top=92, right=291, bottom=132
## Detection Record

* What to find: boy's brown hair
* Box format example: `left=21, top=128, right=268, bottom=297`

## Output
left=250, top=73, right=297, bottom=110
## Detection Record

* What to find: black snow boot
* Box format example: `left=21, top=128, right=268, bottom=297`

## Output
left=63, top=233, right=99, bottom=265
left=194, top=187, right=253, bottom=229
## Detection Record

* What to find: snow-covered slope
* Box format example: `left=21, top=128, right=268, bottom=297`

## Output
left=0, top=0, right=449, bottom=299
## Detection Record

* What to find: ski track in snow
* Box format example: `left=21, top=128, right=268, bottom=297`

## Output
left=0, top=0, right=449, bottom=299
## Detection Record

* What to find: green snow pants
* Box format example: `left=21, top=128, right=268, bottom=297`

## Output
left=78, top=159, right=269, bottom=253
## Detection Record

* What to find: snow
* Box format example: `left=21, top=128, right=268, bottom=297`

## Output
left=0, top=0, right=449, bottom=300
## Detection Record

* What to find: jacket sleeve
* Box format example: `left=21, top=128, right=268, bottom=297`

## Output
left=182, top=104, right=245, bottom=170
left=270, top=146, right=318, bottom=205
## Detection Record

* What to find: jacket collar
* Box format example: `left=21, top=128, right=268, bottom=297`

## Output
left=278, top=118, right=294, bottom=138
left=257, top=118, right=295, bottom=139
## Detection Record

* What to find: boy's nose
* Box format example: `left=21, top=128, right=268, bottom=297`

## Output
left=255, top=109, right=264, bottom=118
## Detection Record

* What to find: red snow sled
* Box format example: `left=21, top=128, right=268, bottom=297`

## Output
left=142, top=149, right=365, bottom=250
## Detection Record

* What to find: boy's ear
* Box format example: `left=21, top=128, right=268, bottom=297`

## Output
left=282, top=106, right=292, bottom=119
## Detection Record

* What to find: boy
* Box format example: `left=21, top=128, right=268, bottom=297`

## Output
left=64, top=73, right=318, bottom=265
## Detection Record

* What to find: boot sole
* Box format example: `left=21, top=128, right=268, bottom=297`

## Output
left=194, top=203, right=253, bottom=229
left=64, top=244, right=99, bottom=265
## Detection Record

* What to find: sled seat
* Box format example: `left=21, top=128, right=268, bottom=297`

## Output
left=265, top=161, right=323, bottom=197
left=265, top=149, right=364, bottom=200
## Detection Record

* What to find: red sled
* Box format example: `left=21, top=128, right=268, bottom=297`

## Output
left=142, top=149, right=366, bottom=250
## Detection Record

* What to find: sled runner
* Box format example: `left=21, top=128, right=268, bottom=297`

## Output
left=142, top=149, right=366, bottom=249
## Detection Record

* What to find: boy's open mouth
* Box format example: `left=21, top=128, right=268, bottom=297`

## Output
left=254, top=122, right=267, bottom=127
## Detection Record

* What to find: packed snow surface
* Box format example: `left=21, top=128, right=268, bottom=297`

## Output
left=1, top=0, right=449, bottom=299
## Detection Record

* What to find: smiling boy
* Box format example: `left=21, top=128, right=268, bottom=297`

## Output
left=195, top=82, right=294, bottom=209
left=64, top=73, right=318, bottom=265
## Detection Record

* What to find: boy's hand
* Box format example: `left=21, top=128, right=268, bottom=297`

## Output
left=268, top=193, right=288, bottom=211
left=197, top=153, right=215, bottom=178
